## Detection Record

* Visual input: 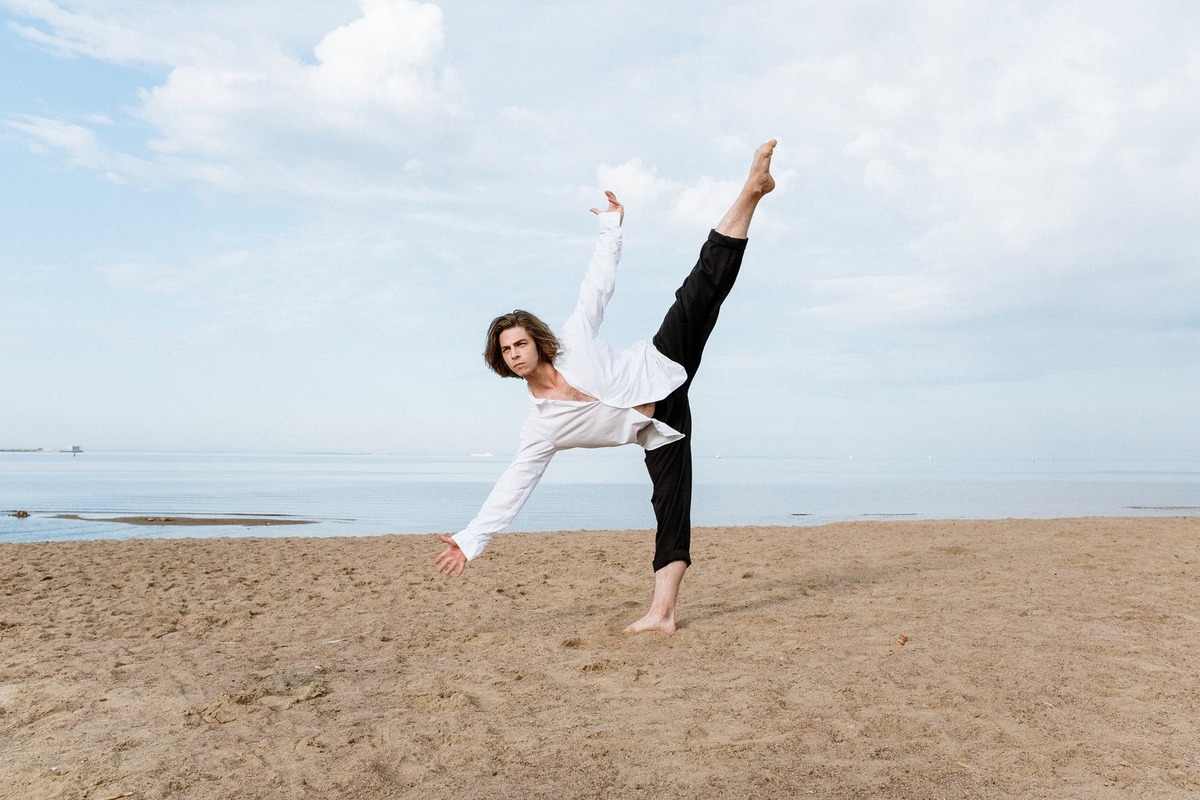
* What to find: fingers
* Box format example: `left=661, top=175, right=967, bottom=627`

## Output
left=434, top=549, right=466, bottom=576
left=591, top=191, right=622, bottom=216
left=434, top=535, right=467, bottom=576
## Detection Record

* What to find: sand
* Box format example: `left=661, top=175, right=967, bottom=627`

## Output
left=1, top=517, right=1197, bottom=799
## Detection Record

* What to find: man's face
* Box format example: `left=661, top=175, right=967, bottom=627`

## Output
left=499, top=326, right=540, bottom=378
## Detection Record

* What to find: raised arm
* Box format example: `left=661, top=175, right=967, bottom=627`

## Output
left=563, top=193, right=624, bottom=341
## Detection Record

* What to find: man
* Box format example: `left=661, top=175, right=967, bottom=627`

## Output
left=436, top=139, right=776, bottom=634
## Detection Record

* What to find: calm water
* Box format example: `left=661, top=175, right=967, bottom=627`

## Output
left=1, top=451, right=1198, bottom=543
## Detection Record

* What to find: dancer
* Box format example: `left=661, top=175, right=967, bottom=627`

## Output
left=436, top=140, right=776, bottom=633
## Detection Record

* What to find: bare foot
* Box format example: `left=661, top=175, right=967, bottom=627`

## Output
left=715, top=139, right=777, bottom=238
left=748, top=138, right=777, bottom=197
left=624, top=613, right=677, bottom=634
left=623, top=560, right=687, bottom=633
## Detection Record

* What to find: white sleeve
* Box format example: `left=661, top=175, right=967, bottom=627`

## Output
left=451, top=426, right=556, bottom=561
left=561, top=211, right=622, bottom=341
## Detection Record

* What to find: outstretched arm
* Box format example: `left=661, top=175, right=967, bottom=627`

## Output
left=434, top=431, right=556, bottom=577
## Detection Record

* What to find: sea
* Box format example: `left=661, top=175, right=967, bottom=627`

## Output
left=1, top=450, right=1198, bottom=544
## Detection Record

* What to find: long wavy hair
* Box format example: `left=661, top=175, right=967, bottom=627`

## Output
left=483, top=310, right=560, bottom=378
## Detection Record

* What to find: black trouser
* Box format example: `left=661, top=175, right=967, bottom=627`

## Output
left=645, top=229, right=748, bottom=572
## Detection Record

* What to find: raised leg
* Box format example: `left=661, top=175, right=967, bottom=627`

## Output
left=650, top=138, right=777, bottom=379
left=627, top=139, right=777, bottom=635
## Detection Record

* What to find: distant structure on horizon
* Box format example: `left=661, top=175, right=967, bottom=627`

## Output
left=72, top=445, right=83, bottom=456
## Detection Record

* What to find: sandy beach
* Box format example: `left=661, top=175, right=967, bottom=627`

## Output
left=2, top=517, right=1197, bottom=799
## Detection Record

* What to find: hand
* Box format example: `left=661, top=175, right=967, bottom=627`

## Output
left=590, top=190, right=624, bottom=224
left=434, top=533, right=468, bottom=576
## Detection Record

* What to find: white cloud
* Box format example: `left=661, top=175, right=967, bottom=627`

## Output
left=308, top=0, right=465, bottom=133
left=593, top=158, right=671, bottom=209
left=316, top=0, right=444, bottom=77
left=671, top=176, right=741, bottom=230
left=7, top=0, right=467, bottom=200
left=3, top=0, right=236, bottom=64
left=5, top=114, right=154, bottom=182
left=137, top=0, right=465, bottom=191
left=732, top=3, right=1200, bottom=265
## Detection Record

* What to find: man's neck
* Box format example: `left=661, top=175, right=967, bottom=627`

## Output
left=525, top=363, right=598, bottom=403
left=523, top=362, right=561, bottom=398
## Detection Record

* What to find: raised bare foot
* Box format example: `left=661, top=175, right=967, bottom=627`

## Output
left=714, top=139, right=777, bottom=238
left=748, top=138, right=777, bottom=197
left=624, top=613, right=677, bottom=634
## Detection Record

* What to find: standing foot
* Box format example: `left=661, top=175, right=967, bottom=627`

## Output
left=623, top=612, right=677, bottom=634
left=623, top=560, right=687, bottom=634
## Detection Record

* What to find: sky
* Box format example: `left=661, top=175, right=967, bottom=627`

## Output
left=2, top=0, right=1198, bottom=461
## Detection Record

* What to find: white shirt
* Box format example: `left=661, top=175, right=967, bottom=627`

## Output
left=452, top=212, right=687, bottom=560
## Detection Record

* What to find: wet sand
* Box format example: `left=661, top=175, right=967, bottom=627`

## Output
left=1, top=517, right=1197, bottom=798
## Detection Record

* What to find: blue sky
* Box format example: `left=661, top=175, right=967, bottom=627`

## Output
left=3, top=0, right=1198, bottom=460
